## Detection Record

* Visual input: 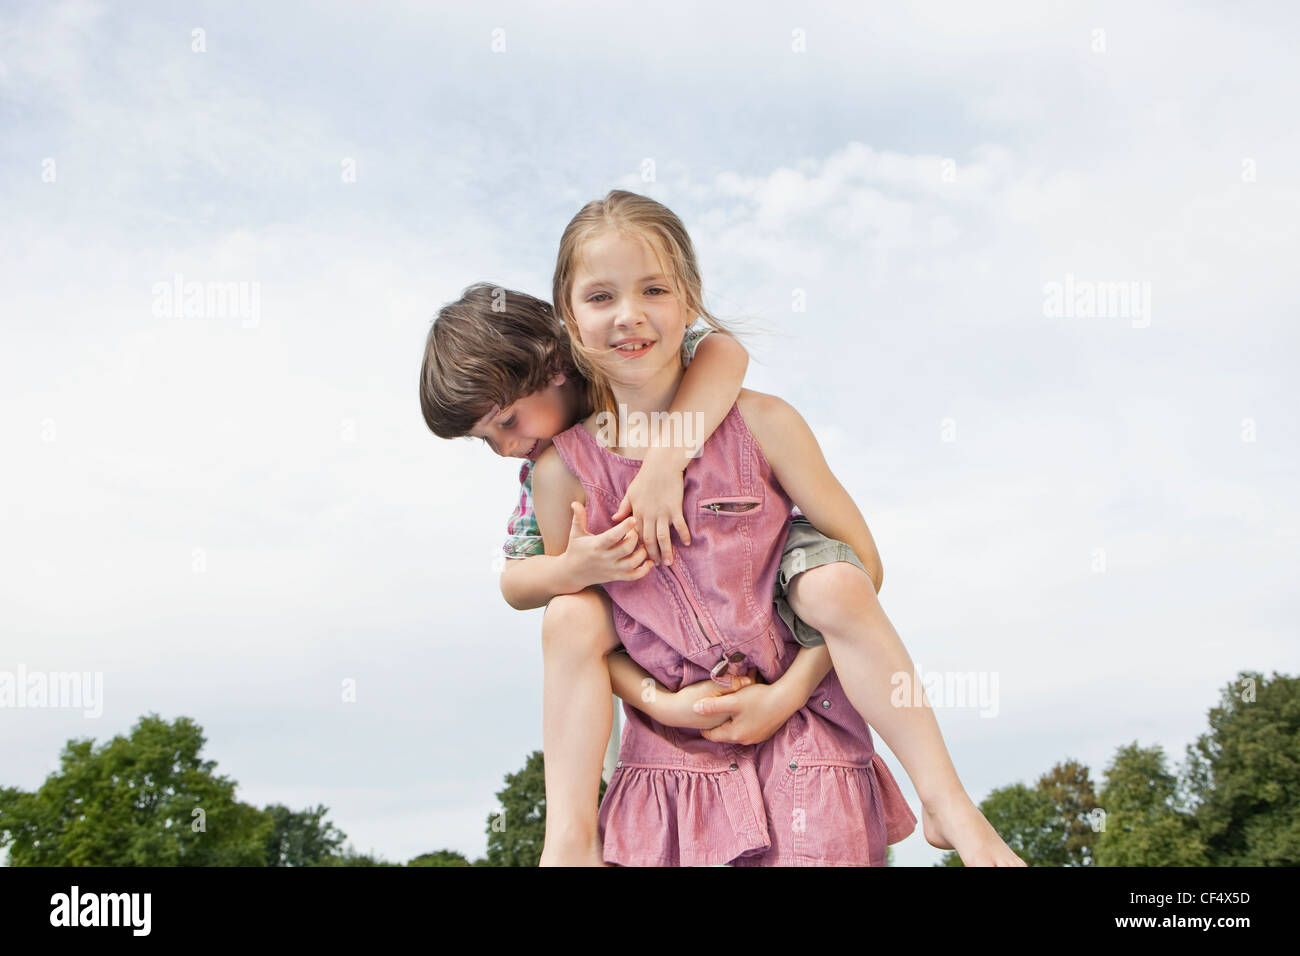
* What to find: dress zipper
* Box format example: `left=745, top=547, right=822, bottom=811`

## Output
left=665, top=561, right=715, bottom=647
left=664, top=561, right=746, bottom=683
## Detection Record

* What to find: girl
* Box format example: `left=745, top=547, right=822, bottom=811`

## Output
left=531, top=190, right=1025, bottom=866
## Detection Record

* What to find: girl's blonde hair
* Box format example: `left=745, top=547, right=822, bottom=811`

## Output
left=552, top=190, right=736, bottom=417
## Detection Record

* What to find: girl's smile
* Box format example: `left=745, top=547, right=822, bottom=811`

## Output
left=612, top=336, right=656, bottom=359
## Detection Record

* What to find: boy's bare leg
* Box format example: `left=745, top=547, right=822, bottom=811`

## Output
left=786, top=563, right=1027, bottom=867
left=538, top=588, right=619, bottom=867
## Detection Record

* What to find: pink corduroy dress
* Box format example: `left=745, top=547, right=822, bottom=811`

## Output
left=549, top=400, right=917, bottom=866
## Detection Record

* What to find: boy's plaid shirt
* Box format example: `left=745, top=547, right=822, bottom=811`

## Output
left=502, top=326, right=714, bottom=560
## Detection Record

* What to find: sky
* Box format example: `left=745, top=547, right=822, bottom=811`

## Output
left=2, top=0, right=1297, bottom=867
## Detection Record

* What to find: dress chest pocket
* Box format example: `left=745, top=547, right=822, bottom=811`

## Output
left=698, top=494, right=764, bottom=516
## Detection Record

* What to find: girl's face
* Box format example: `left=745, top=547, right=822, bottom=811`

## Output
left=568, top=229, right=691, bottom=390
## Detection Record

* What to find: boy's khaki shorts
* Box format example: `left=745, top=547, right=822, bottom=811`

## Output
left=773, top=515, right=870, bottom=648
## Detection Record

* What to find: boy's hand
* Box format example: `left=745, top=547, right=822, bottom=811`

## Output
left=695, top=682, right=801, bottom=747
left=561, top=501, right=654, bottom=589
left=610, top=451, right=691, bottom=566
left=656, top=671, right=757, bottom=730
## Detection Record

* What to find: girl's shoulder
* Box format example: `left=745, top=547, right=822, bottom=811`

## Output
left=735, top=388, right=798, bottom=435
left=533, top=434, right=584, bottom=496
left=734, top=388, right=809, bottom=468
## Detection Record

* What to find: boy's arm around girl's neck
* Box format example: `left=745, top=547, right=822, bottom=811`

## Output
left=657, top=329, right=750, bottom=466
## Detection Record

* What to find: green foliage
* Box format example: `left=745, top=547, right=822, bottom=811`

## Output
left=1183, top=670, right=1300, bottom=865
left=938, top=782, right=1057, bottom=867
left=938, top=760, right=1102, bottom=867
left=934, top=671, right=1300, bottom=867
left=484, top=749, right=608, bottom=867
left=485, top=750, right=547, bottom=867
left=1035, top=759, right=1101, bottom=866
left=263, top=803, right=346, bottom=867
left=1093, top=742, right=1209, bottom=866
left=310, top=843, right=399, bottom=866
left=0, top=713, right=271, bottom=866
left=408, top=849, right=472, bottom=867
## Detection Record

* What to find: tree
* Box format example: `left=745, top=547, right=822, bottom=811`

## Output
left=485, top=750, right=547, bottom=867
left=0, top=713, right=271, bottom=866
left=408, top=849, right=471, bottom=866
left=1093, top=742, right=1208, bottom=866
left=937, top=782, right=1058, bottom=866
left=1035, top=759, right=1101, bottom=866
left=484, top=750, right=608, bottom=867
left=1183, top=670, right=1300, bottom=865
left=263, top=803, right=347, bottom=866
left=311, top=843, right=399, bottom=866
left=930, top=670, right=1299, bottom=867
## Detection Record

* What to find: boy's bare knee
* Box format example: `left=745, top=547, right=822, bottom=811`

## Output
left=542, top=590, right=620, bottom=657
left=787, top=561, right=878, bottom=633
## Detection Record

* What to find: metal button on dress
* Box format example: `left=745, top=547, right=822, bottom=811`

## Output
left=822, top=699, right=831, bottom=709
left=789, top=761, right=798, bottom=770
left=711, top=650, right=749, bottom=680
left=729, top=762, right=738, bottom=771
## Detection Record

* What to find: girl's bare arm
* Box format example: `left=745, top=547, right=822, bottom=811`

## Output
left=735, top=388, right=884, bottom=593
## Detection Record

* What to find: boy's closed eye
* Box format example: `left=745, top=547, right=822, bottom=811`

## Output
left=468, top=407, right=519, bottom=454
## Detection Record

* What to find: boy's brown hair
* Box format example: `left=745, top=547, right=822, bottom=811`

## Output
left=419, top=282, right=582, bottom=438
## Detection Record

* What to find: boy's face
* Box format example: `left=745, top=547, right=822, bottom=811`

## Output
left=468, top=372, right=575, bottom=461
